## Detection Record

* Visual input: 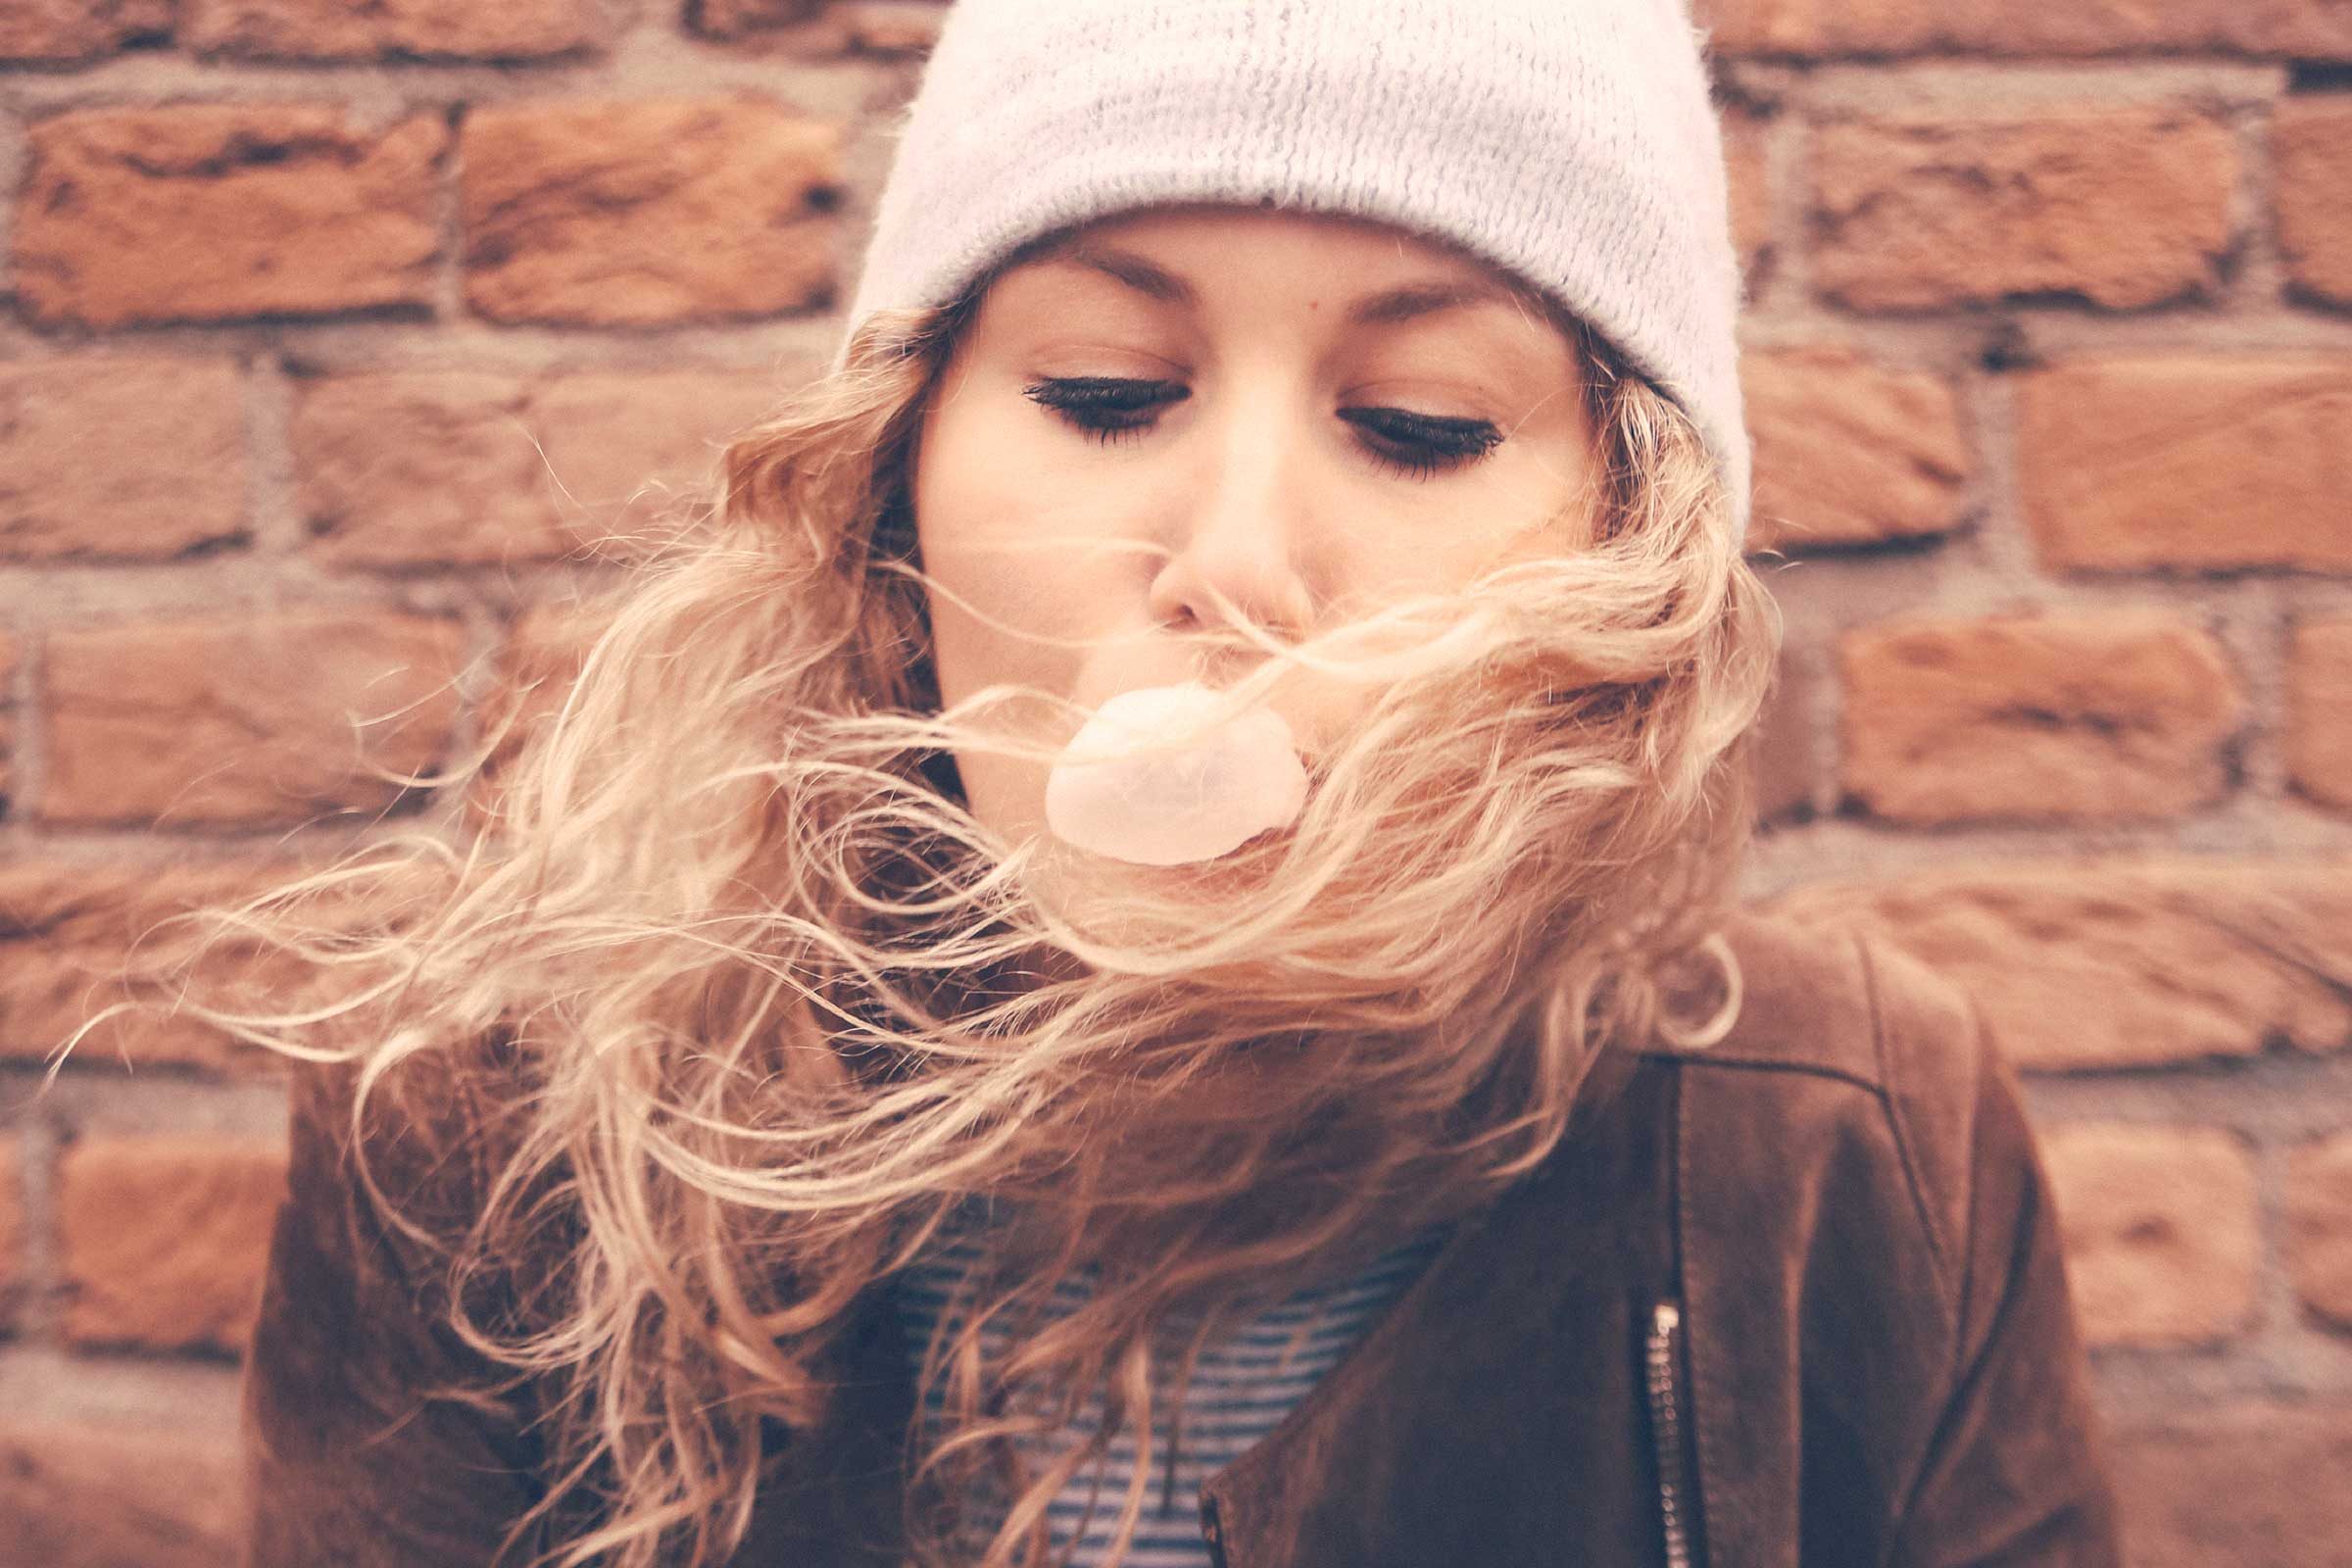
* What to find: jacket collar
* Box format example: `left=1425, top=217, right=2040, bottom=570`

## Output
left=736, top=1047, right=1689, bottom=1567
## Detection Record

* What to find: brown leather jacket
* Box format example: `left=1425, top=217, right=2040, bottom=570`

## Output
left=240, top=913, right=2122, bottom=1567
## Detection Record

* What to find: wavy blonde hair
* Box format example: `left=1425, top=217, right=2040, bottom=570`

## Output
left=116, top=270, right=1778, bottom=1568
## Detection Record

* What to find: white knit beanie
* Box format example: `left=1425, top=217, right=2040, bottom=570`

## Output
left=841, top=0, right=1752, bottom=539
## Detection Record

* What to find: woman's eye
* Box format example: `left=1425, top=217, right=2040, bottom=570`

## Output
left=1337, top=406, right=1505, bottom=480
left=1021, top=377, right=1504, bottom=478
left=1023, top=376, right=1188, bottom=446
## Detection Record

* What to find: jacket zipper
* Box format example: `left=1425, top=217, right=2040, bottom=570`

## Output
left=1198, top=1302, right=1694, bottom=1568
left=1199, top=1493, right=1231, bottom=1568
left=1645, top=1298, right=1698, bottom=1568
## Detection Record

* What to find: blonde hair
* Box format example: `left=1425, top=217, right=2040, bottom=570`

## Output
left=114, top=283, right=1777, bottom=1568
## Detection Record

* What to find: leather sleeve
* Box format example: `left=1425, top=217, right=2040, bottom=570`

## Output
left=1884, top=1000, right=2124, bottom=1568
left=240, top=1054, right=551, bottom=1568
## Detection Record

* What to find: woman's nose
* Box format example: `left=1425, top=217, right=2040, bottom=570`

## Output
left=1144, top=399, right=1318, bottom=642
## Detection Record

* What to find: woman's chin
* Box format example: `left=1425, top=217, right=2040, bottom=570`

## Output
left=1019, top=824, right=1297, bottom=954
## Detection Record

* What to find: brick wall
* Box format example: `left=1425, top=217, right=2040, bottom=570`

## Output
left=1, top=1, right=2347, bottom=1561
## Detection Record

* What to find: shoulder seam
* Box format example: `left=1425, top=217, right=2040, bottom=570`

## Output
left=1856, top=929, right=1958, bottom=1315
left=1642, top=1051, right=1885, bottom=1098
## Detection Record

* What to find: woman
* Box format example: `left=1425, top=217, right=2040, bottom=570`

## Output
left=188, top=2, right=2121, bottom=1565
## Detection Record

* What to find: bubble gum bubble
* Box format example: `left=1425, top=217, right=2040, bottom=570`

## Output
left=1044, top=682, right=1308, bottom=866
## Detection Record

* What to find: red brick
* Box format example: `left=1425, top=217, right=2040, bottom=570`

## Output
left=468, top=599, right=615, bottom=827
left=2289, top=620, right=2352, bottom=813
left=2290, top=1133, right=2352, bottom=1332
left=0, top=1135, right=21, bottom=1329
left=0, top=0, right=171, bottom=62
left=185, top=0, right=600, bottom=59
left=0, top=861, right=263, bottom=1072
left=58, top=1133, right=287, bottom=1353
left=2040, top=1123, right=2258, bottom=1348
left=39, top=610, right=466, bottom=828
left=0, top=858, right=427, bottom=1075
left=2278, top=98, right=2352, bottom=309
left=15, top=106, right=444, bottom=329
left=2017, top=357, right=2352, bottom=574
left=294, top=368, right=781, bottom=567
left=0, top=359, right=247, bottom=561
left=1768, top=858, right=2352, bottom=1071
left=1698, top=0, right=2352, bottom=59
left=461, top=100, right=840, bottom=326
left=294, top=372, right=582, bottom=567
left=690, top=0, right=826, bottom=35
left=1743, top=346, right=1968, bottom=554
left=493, top=600, right=609, bottom=734
left=1751, top=652, right=1818, bottom=822
left=1724, top=105, right=1774, bottom=287
left=0, top=1412, right=243, bottom=1568
left=1839, top=610, right=2242, bottom=825
left=1811, top=108, right=2237, bottom=312
left=689, top=0, right=943, bottom=55
left=2112, top=1402, right=2352, bottom=1568
left=527, top=368, right=784, bottom=533
left=0, top=633, right=19, bottom=812
left=835, top=0, right=950, bottom=53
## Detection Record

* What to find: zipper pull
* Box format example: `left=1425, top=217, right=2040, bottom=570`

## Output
left=1199, top=1492, right=1231, bottom=1568
left=1646, top=1298, right=1698, bottom=1568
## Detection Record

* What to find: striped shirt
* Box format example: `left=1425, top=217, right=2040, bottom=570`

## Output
left=894, top=1208, right=1447, bottom=1566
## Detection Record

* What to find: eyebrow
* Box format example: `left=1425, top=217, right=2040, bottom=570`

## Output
left=1037, top=242, right=1524, bottom=328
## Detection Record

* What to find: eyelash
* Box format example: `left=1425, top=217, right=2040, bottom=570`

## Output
left=1020, top=376, right=1504, bottom=480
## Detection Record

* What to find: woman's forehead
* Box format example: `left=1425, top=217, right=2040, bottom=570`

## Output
left=975, top=205, right=1582, bottom=366
left=1013, top=203, right=1552, bottom=300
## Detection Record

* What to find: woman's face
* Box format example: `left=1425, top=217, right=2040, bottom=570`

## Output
left=912, top=205, right=1604, bottom=863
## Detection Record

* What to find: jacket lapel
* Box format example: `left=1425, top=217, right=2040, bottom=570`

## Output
left=735, top=1287, right=919, bottom=1566
left=1200, top=1053, right=1684, bottom=1568
left=726, top=1052, right=1687, bottom=1568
